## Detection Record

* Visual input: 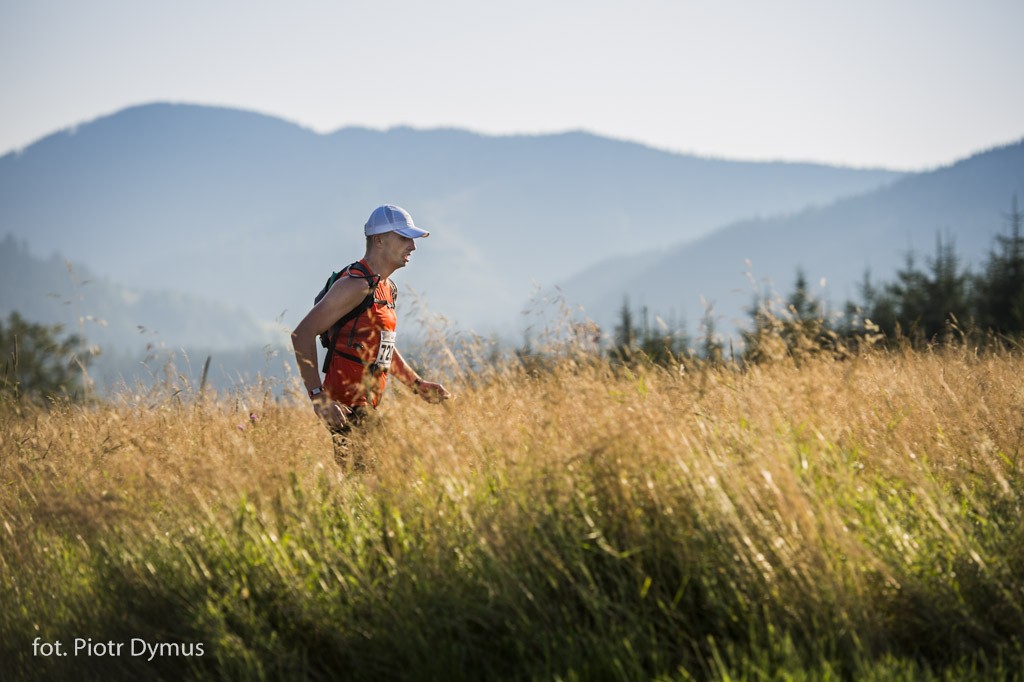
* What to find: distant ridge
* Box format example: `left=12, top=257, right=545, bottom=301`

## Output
left=559, top=138, right=1024, bottom=336
left=1, top=102, right=903, bottom=335
left=0, top=235, right=275, bottom=351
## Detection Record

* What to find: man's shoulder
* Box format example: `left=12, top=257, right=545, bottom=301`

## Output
left=327, top=273, right=374, bottom=301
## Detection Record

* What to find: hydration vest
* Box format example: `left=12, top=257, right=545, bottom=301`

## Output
left=316, top=260, right=398, bottom=407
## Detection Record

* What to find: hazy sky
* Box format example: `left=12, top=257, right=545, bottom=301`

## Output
left=2, top=0, right=1022, bottom=170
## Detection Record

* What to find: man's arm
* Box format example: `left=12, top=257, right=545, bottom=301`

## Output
left=392, top=349, right=451, bottom=403
left=291, top=277, right=372, bottom=426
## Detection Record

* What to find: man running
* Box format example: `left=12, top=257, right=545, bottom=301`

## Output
left=291, top=205, right=450, bottom=467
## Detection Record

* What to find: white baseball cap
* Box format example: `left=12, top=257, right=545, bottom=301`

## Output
left=364, top=205, right=430, bottom=238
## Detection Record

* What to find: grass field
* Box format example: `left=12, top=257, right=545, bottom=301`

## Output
left=2, top=343, right=1023, bottom=680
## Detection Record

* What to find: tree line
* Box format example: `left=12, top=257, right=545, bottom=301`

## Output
left=610, top=197, right=1024, bottom=366
left=853, top=196, right=1024, bottom=343
left=6, top=198, right=1024, bottom=400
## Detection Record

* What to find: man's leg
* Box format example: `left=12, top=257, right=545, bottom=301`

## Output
left=330, top=406, right=370, bottom=471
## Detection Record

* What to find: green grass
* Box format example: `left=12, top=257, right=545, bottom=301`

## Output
left=2, top=349, right=1024, bottom=680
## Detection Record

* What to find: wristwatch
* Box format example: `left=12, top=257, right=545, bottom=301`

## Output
left=308, top=386, right=324, bottom=399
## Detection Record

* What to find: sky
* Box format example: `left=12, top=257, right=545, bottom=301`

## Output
left=2, top=0, right=1023, bottom=171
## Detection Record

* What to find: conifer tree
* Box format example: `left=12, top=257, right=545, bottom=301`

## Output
left=1, top=311, right=91, bottom=402
left=612, top=296, right=636, bottom=362
left=865, top=236, right=971, bottom=343
left=742, top=269, right=831, bottom=363
left=976, top=196, right=1024, bottom=336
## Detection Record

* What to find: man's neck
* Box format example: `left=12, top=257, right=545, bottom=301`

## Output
left=362, top=252, right=395, bottom=281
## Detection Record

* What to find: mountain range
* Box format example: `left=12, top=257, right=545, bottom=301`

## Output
left=1, top=103, right=904, bottom=347
left=4, top=102, right=1022, bottom=362
left=559, top=140, right=1024, bottom=337
left=0, top=235, right=277, bottom=351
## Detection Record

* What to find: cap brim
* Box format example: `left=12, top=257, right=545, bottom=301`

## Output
left=394, top=226, right=430, bottom=238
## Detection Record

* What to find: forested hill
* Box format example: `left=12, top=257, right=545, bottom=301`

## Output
left=559, top=139, right=1024, bottom=335
left=0, top=235, right=275, bottom=352
left=0, top=102, right=902, bottom=334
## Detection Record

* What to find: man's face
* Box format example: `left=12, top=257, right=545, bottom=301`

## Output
left=383, top=232, right=417, bottom=269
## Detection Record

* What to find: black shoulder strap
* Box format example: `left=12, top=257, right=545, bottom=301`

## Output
left=319, top=261, right=382, bottom=373
left=346, top=260, right=377, bottom=284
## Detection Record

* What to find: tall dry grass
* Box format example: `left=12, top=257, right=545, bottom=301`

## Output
left=2, top=342, right=1023, bottom=680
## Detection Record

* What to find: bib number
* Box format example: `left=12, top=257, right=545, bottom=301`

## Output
left=375, top=330, right=396, bottom=371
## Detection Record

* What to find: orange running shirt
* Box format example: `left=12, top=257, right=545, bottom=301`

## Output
left=322, top=260, right=398, bottom=408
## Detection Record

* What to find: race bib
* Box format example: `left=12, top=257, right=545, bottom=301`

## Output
left=375, top=330, right=397, bottom=371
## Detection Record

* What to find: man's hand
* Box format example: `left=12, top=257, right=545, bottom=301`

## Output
left=313, top=397, right=352, bottom=429
left=416, top=381, right=451, bottom=404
